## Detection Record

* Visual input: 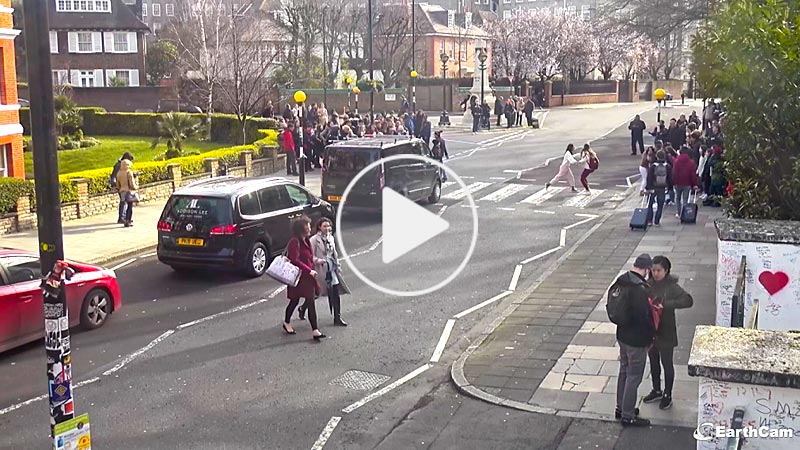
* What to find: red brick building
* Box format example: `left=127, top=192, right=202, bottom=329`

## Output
left=0, top=0, right=23, bottom=178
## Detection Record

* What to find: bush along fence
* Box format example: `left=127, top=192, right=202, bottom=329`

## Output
left=0, top=144, right=286, bottom=235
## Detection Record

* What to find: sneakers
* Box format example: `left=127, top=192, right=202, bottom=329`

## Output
left=659, top=394, right=673, bottom=410
left=614, top=407, right=640, bottom=420
left=643, top=389, right=663, bottom=403
left=545, top=183, right=551, bottom=190
left=621, top=417, right=651, bottom=427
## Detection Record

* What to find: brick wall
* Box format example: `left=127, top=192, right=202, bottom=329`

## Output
left=548, top=92, right=619, bottom=107
left=0, top=13, right=24, bottom=178
left=0, top=214, right=16, bottom=234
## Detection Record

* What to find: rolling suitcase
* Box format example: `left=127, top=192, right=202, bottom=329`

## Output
left=630, top=194, right=652, bottom=231
left=680, top=190, right=698, bottom=224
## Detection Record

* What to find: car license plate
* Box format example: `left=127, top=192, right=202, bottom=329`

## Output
left=327, top=195, right=341, bottom=202
left=177, top=238, right=204, bottom=247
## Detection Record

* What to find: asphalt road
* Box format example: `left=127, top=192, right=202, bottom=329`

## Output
left=0, top=101, right=702, bottom=449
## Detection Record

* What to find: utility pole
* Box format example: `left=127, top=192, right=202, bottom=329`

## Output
left=411, top=0, right=415, bottom=112
left=322, top=7, right=328, bottom=108
left=23, top=0, right=72, bottom=436
left=367, top=0, right=374, bottom=124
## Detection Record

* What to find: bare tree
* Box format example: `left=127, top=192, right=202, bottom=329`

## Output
left=599, top=0, right=712, bottom=41
left=271, top=0, right=322, bottom=86
left=338, top=0, right=367, bottom=81
left=373, top=5, right=425, bottom=88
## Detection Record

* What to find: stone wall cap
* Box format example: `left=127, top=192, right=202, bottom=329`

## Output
left=715, top=217, right=800, bottom=244
left=688, top=326, right=800, bottom=388
left=70, top=178, right=89, bottom=183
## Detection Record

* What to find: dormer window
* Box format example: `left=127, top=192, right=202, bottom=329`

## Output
left=56, top=0, right=111, bottom=13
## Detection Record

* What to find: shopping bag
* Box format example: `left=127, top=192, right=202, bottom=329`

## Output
left=265, top=255, right=300, bottom=287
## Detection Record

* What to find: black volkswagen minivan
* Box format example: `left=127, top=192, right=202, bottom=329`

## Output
left=321, top=137, right=442, bottom=211
left=156, top=177, right=334, bottom=277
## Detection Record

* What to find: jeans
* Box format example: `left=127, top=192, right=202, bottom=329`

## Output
left=648, top=344, right=675, bottom=395
left=472, top=116, right=480, bottom=133
left=675, top=186, right=691, bottom=216
left=118, top=191, right=128, bottom=222
left=286, top=151, right=297, bottom=174
left=648, top=189, right=667, bottom=225
left=617, top=342, right=648, bottom=420
left=631, top=134, right=644, bottom=154
left=286, top=297, right=317, bottom=330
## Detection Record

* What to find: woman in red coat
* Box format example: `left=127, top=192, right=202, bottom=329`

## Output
left=283, top=216, right=325, bottom=340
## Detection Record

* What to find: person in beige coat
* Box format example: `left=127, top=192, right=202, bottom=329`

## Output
left=308, top=217, right=351, bottom=326
left=116, top=159, right=139, bottom=227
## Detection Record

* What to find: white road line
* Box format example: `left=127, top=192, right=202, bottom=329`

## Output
left=177, top=298, right=271, bottom=330
left=109, top=258, right=137, bottom=271
left=368, top=237, right=383, bottom=251
left=443, top=182, right=492, bottom=200
left=140, top=252, right=157, bottom=258
left=560, top=229, right=567, bottom=247
left=497, top=207, right=516, bottom=211
left=565, top=215, right=600, bottom=230
left=574, top=213, right=599, bottom=219
left=562, top=189, right=605, bottom=209
left=625, top=173, right=642, bottom=187
left=461, top=176, right=476, bottom=180
left=0, top=394, right=47, bottom=416
left=453, top=291, right=514, bottom=319
left=102, top=329, right=175, bottom=376
left=430, top=319, right=456, bottom=363
left=437, top=205, right=448, bottom=216
left=489, top=176, right=507, bottom=180
left=442, top=181, right=457, bottom=191
left=520, top=187, right=564, bottom=205
left=342, top=364, right=432, bottom=414
left=461, top=204, right=479, bottom=208
left=508, top=264, right=523, bottom=291
left=478, top=184, right=527, bottom=202
left=532, top=209, right=555, bottom=215
left=73, top=377, right=101, bottom=388
left=268, top=286, right=288, bottom=298
left=503, top=170, right=522, bottom=175
left=539, top=110, right=550, bottom=127
left=521, top=247, right=561, bottom=265
left=311, top=416, right=342, bottom=450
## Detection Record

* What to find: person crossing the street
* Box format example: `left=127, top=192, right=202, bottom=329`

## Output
left=579, top=144, right=599, bottom=193
left=283, top=216, right=326, bottom=341
left=310, top=218, right=350, bottom=327
left=545, top=144, right=586, bottom=193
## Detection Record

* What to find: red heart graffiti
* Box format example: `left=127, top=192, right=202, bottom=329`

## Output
left=758, top=271, right=790, bottom=296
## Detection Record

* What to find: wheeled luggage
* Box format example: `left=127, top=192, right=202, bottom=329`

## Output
left=630, top=194, right=652, bottom=231
left=680, top=190, right=698, bottom=224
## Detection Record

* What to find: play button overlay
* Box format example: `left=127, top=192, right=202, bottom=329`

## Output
left=381, top=187, right=450, bottom=264
left=335, top=153, right=479, bottom=297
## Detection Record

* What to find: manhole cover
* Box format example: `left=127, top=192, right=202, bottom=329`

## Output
left=330, top=370, right=390, bottom=391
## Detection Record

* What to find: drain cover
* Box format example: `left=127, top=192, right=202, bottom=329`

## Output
left=330, top=370, right=391, bottom=391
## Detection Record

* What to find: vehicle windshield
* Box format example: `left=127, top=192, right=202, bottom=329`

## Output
left=163, top=195, right=232, bottom=228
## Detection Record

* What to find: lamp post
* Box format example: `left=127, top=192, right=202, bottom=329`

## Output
left=654, top=88, right=666, bottom=123
left=322, top=7, right=328, bottom=108
left=345, top=76, right=353, bottom=111
left=353, top=87, right=360, bottom=116
left=438, top=52, right=450, bottom=126
left=294, top=90, right=307, bottom=186
left=478, top=49, right=488, bottom=111
left=367, top=0, right=374, bottom=125
left=410, top=70, right=418, bottom=113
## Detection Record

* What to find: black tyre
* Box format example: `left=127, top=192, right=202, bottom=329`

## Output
left=80, top=288, right=112, bottom=330
left=245, top=242, right=269, bottom=278
left=427, top=179, right=442, bottom=204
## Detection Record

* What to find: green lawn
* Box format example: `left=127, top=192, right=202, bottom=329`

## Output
left=24, top=135, right=227, bottom=177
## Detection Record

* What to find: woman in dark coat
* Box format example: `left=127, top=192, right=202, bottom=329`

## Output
left=643, top=256, right=693, bottom=410
left=283, top=215, right=325, bottom=340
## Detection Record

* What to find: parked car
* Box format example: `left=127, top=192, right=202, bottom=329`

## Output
left=156, top=177, right=335, bottom=277
left=321, top=137, right=442, bottom=211
left=0, top=249, right=122, bottom=353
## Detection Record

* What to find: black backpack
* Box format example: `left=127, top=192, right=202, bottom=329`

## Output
left=653, top=162, right=668, bottom=188
left=606, top=280, right=630, bottom=325
left=109, top=160, right=121, bottom=188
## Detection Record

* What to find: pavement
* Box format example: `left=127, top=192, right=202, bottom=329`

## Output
left=0, top=169, right=322, bottom=266
left=451, top=185, right=722, bottom=431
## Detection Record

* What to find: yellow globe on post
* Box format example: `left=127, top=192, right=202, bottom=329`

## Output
left=345, top=77, right=352, bottom=85
left=353, top=87, right=360, bottom=95
left=293, top=90, right=307, bottom=104
left=410, top=70, right=418, bottom=79
left=654, top=88, right=666, bottom=101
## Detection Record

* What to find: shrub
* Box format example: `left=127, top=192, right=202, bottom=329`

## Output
left=0, top=178, right=34, bottom=215
left=264, top=118, right=279, bottom=130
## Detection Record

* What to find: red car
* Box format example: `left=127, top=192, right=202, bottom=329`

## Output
left=0, top=248, right=122, bottom=353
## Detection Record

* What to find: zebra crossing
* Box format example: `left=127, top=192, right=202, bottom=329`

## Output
left=438, top=180, right=626, bottom=211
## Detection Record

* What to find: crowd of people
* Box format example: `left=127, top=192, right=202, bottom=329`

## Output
left=629, top=99, right=728, bottom=226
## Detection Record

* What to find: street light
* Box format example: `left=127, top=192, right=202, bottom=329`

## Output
left=353, top=87, right=360, bottom=116
left=654, top=88, right=666, bottom=123
left=478, top=49, right=488, bottom=115
left=410, top=70, right=418, bottom=113
left=294, top=90, right=307, bottom=186
left=439, top=52, right=450, bottom=126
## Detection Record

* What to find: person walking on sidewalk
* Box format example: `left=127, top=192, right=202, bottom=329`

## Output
left=579, top=144, right=599, bottom=193
left=646, top=150, right=673, bottom=227
left=642, top=256, right=694, bottom=410
left=310, top=218, right=351, bottom=327
left=546, top=144, right=586, bottom=193
left=608, top=254, right=657, bottom=427
left=283, top=216, right=326, bottom=341
left=116, top=158, right=138, bottom=227
left=671, top=148, right=699, bottom=219
left=110, top=152, right=134, bottom=224
left=628, top=115, right=646, bottom=155
left=639, top=147, right=656, bottom=196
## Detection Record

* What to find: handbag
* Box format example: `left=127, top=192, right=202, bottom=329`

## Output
left=266, top=247, right=300, bottom=287
left=126, top=192, right=141, bottom=203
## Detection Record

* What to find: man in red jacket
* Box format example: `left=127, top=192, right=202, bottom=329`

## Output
left=283, top=123, right=298, bottom=176
left=671, top=147, right=698, bottom=218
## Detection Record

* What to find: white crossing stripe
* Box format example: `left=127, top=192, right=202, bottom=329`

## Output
left=443, top=182, right=493, bottom=200
left=562, top=189, right=606, bottom=208
left=520, top=187, right=565, bottom=205
left=442, top=181, right=457, bottom=191
left=609, top=192, right=627, bottom=202
left=479, top=184, right=527, bottom=202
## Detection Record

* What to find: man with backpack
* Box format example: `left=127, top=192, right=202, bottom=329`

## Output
left=646, top=150, right=673, bottom=227
left=607, top=254, right=657, bottom=427
left=110, top=152, right=134, bottom=224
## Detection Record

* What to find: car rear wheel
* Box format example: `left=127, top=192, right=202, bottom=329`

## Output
left=245, top=242, right=269, bottom=278
left=80, top=288, right=112, bottom=330
left=427, top=180, right=442, bottom=204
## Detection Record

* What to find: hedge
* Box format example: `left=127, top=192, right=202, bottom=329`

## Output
left=20, top=108, right=271, bottom=145
left=0, top=178, right=34, bottom=215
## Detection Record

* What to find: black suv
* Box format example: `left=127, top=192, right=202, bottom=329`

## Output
left=156, top=177, right=334, bottom=277
left=321, top=137, right=442, bottom=211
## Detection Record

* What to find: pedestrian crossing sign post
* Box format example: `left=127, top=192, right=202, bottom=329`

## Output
left=53, top=413, right=91, bottom=450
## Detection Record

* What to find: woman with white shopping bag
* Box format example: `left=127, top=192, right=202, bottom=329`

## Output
left=309, top=218, right=351, bottom=326
left=282, top=216, right=325, bottom=340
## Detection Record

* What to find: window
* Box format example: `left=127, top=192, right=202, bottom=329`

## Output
left=77, top=32, right=93, bottom=52
left=1, top=255, right=42, bottom=284
left=238, top=192, right=261, bottom=216
left=50, top=31, right=58, bottom=53
left=142, top=2, right=147, bottom=16
left=152, top=3, right=161, bottom=16
left=450, top=41, right=455, bottom=60
left=682, top=37, right=690, bottom=51
left=284, top=185, right=310, bottom=206
left=0, top=144, right=8, bottom=177
left=257, top=186, right=293, bottom=213
left=475, top=0, right=480, bottom=3
left=568, top=5, right=576, bottom=16
left=503, top=9, right=511, bottom=18
left=165, top=3, right=174, bottom=16
left=460, top=42, right=467, bottom=61
left=516, top=0, right=523, bottom=3
left=113, top=32, right=129, bottom=52
left=439, top=40, right=445, bottom=54
left=106, top=69, right=139, bottom=86
left=52, top=70, right=68, bottom=86
left=79, top=70, right=96, bottom=87
left=56, top=0, right=109, bottom=12
left=581, top=5, right=590, bottom=19
left=503, top=0, right=510, bottom=3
